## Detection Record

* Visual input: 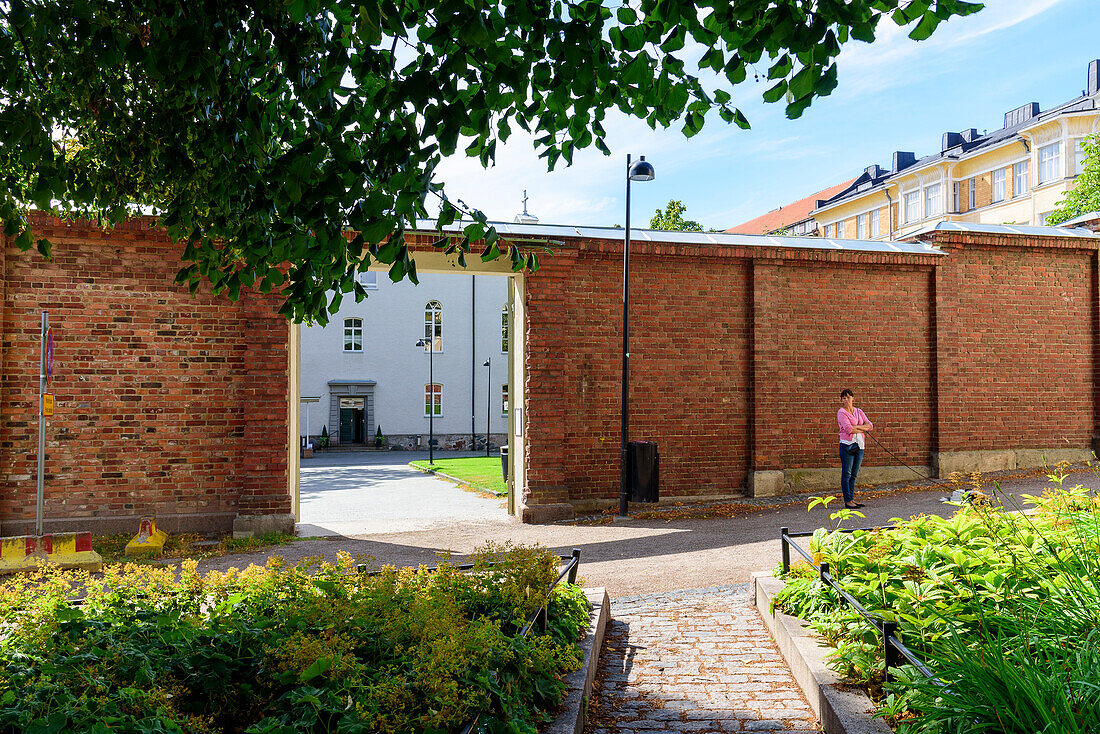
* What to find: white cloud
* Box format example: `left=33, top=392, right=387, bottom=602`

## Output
left=835, top=0, right=1067, bottom=99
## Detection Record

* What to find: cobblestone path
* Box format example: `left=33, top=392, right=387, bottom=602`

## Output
left=586, top=585, right=819, bottom=734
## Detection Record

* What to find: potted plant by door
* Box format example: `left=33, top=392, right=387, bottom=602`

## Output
left=375, top=425, right=384, bottom=448
left=319, top=425, right=329, bottom=450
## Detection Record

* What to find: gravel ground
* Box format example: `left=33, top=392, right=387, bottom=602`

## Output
left=200, top=464, right=1100, bottom=598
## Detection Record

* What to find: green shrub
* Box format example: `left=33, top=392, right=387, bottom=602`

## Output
left=0, top=545, right=588, bottom=734
left=774, top=479, right=1100, bottom=733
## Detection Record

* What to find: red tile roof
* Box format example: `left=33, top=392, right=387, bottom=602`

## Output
left=726, top=179, right=856, bottom=235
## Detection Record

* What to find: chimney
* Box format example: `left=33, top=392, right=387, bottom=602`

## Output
left=941, top=132, right=963, bottom=151
left=1089, top=59, right=1100, bottom=96
left=960, top=128, right=980, bottom=143
left=864, top=164, right=881, bottom=178
left=892, top=151, right=916, bottom=173
left=1004, top=102, right=1040, bottom=129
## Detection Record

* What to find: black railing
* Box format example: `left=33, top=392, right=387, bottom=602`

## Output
left=780, top=527, right=942, bottom=686
left=358, top=549, right=584, bottom=734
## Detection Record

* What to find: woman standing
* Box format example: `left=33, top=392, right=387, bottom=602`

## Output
left=837, top=389, right=873, bottom=509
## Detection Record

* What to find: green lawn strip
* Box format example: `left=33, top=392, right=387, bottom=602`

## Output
left=410, top=457, right=508, bottom=496
left=92, top=531, right=296, bottom=564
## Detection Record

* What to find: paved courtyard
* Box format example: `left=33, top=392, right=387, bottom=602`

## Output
left=296, top=450, right=509, bottom=537
left=588, top=585, right=818, bottom=734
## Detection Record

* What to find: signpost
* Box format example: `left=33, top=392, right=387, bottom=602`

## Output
left=36, top=312, right=49, bottom=537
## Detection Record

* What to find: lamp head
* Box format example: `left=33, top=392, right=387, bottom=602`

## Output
left=483, top=359, right=490, bottom=367
left=416, top=338, right=429, bottom=348
left=628, top=156, right=655, bottom=182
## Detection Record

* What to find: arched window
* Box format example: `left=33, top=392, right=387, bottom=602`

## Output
left=424, top=300, right=442, bottom=351
left=501, top=304, right=509, bottom=353
left=424, top=383, right=443, bottom=416
left=343, top=318, right=363, bottom=352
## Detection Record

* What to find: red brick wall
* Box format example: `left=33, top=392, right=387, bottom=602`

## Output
left=753, top=262, right=934, bottom=469
left=0, top=216, right=291, bottom=535
left=513, top=229, right=1097, bottom=511
left=541, top=250, right=753, bottom=501
left=4, top=220, right=1096, bottom=528
left=933, top=233, right=1095, bottom=452
left=515, top=239, right=943, bottom=508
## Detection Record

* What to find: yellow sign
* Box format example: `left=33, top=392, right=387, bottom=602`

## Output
left=43, top=394, right=54, bottom=416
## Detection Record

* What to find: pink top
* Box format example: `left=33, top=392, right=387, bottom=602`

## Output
left=838, top=408, right=872, bottom=443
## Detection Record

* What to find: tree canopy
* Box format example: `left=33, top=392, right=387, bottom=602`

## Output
left=650, top=200, right=702, bottom=231
left=1047, top=134, right=1100, bottom=226
left=0, top=0, right=982, bottom=322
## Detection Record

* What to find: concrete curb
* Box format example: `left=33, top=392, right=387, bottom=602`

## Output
left=546, top=587, right=610, bottom=734
left=752, top=572, right=892, bottom=734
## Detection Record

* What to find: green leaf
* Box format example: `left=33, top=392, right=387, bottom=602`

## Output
left=762, top=81, right=787, bottom=103
left=299, top=656, right=333, bottom=683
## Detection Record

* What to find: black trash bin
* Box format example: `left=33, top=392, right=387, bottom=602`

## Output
left=628, top=441, right=659, bottom=502
left=500, top=446, right=509, bottom=482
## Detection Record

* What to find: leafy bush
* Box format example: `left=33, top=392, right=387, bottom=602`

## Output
left=774, top=477, right=1100, bottom=733
left=0, top=545, right=588, bottom=734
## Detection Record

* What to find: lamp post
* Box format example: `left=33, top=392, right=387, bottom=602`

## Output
left=619, top=154, right=655, bottom=518
left=416, top=337, right=435, bottom=464
left=483, top=359, right=491, bottom=456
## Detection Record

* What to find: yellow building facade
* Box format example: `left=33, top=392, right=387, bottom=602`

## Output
left=814, top=60, right=1100, bottom=240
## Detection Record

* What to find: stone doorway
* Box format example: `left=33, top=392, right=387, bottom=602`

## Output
left=327, top=380, right=376, bottom=446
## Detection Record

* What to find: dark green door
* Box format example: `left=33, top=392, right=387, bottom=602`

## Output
left=339, top=397, right=365, bottom=443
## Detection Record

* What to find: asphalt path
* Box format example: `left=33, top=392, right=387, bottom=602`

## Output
left=205, top=456, right=1100, bottom=598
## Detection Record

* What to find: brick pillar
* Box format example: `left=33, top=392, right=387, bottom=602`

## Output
left=521, top=257, right=573, bottom=522
left=1093, top=252, right=1100, bottom=456
left=231, top=290, right=294, bottom=537
left=749, top=259, right=784, bottom=496
left=931, top=240, right=961, bottom=475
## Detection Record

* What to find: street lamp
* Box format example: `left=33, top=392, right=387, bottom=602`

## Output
left=620, top=154, right=655, bottom=518
left=416, top=337, right=435, bottom=464
left=483, top=359, right=491, bottom=457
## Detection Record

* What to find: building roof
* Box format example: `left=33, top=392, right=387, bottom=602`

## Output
left=815, top=61, right=1100, bottom=212
left=901, top=221, right=1099, bottom=241
left=725, top=179, right=855, bottom=234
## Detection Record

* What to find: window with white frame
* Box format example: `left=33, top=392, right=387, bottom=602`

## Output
left=925, top=184, right=942, bottom=217
left=857, top=213, right=868, bottom=239
left=905, top=190, right=920, bottom=223
left=991, top=168, right=1006, bottom=203
left=869, top=208, right=880, bottom=237
left=952, top=182, right=960, bottom=212
left=1038, top=142, right=1061, bottom=184
left=501, top=305, right=509, bottom=352
left=424, top=383, right=442, bottom=416
left=822, top=223, right=831, bottom=238
left=357, top=271, right=378, bottom=289
left=968, top=178, right=976, bottom=209
left=424, top=300, right=442, bottom=352
left=1074, top=138, right=1087, bottom=176
left=1014, top=161, right=1029, bottom=196
left=343, top=318, right=363, bottom=352
left=501, top=384, right=509, bottom=416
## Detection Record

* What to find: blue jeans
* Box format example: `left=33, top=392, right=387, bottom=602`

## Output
left=839, top=443, right=863, bottom=504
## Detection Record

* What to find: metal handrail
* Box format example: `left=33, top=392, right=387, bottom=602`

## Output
left=780, top=526, right=945, bottom=687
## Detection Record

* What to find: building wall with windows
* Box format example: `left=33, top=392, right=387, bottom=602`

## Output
left=298, top=273, right=510, bottom=449
left=812, top=60, right=1100, bottom=239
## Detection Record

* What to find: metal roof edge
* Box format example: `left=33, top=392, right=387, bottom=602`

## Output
left=409, top=219, right=944, bottom=256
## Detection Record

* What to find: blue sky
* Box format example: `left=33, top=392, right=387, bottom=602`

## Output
left=434, top=0, right=1099, bottom=231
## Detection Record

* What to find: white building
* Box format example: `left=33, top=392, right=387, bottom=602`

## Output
left=299, top=270, right=511, bottom=450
